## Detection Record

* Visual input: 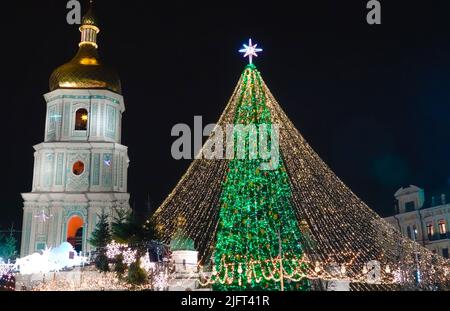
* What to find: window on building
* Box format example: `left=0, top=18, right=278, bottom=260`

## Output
left=406, top=226, right=412, bottom=239
left=72, top=161, right=85, bottom=176
left=67, top=216, right=84, bottom=253
left=443, top=248, right=449, bottom=259
left=404, top=201, right=415, bottom=212
left=36, top=243, right=46, bottom=251
left=438, top=221, right=447, bottom=238
left=412, top=225, right=418, bottom=240
left=75, top=108, right=88, bottom=131
left=427, top=223, right=434, bottom=240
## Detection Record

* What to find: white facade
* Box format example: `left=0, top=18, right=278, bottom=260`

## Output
left=384, top=185, right=450, bottom=259
left=20, top=88, right=130, bottom=257
left=167, top=250, right=211, bottom=291
left=172, top=250, right=199, bottom=274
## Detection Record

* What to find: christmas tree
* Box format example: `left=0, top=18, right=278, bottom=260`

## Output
left=0, top=232, right=17, bottom=261
left=152, top=40, right=450, bottom=290
left=213, top=64, right=308, bottom=290
left=89, top=212, right=112, bottom=272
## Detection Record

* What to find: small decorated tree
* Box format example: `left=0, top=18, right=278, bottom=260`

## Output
left=89, top=213, right=112, bottom=272
left=0, top=232, right=17, bottom=261
left=128, top=258, right=147, bottom=286
left=114, top=253, right=127, bottom=278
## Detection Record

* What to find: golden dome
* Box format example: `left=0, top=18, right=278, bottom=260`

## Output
left=49, top=45, right=121, bottom=94
left=49, top=2, right=121, bottom=94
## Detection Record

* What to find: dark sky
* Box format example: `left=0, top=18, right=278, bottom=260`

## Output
left=1, top=0, right=450, bottom=231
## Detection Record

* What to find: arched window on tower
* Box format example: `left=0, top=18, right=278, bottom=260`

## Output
left=75, top=108, right=88, bottom=131
left=67, top=216, right=84, bottom=252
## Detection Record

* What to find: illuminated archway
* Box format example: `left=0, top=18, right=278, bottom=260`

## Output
left=67, top=216, right=84, bottom=252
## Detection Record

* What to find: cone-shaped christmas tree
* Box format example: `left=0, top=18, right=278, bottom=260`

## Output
left=213, top=64, right=309, bottom=290
left=151, top=43, right=450, bottom=290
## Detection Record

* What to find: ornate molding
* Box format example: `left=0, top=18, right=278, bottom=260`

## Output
left=46, top=94, right=121, bottom=105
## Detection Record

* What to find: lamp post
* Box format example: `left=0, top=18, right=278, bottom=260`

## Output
left=277, top=229, right=284, bottom=291
left=413, top=228, right=420, bottom=285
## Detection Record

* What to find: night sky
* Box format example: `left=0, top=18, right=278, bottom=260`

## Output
left=1, top=0, right=450, bottom=232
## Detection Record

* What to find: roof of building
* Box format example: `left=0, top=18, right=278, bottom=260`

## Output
left=49, top=1, right=121, bottom=94
left=169, top=230, right=196, bottom=251
left=81, top=2, right=99, bottom=27
left=393, top=184, right=450, bottom=215
left=394, top=185, right=423, bottom=197
left=421, top=187, right=450, bottom=210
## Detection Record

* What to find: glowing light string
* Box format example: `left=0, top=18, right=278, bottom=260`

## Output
left=151, top=62, right=450, bottom=290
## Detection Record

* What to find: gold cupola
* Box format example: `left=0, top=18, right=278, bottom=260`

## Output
left=49, top=1, right=121, bottom=94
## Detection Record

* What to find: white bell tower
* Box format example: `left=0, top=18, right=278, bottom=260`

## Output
left=20, top=2, right=131, bottom=256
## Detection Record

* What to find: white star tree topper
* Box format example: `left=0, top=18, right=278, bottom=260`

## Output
left=239, top=39, right=263, bottom=64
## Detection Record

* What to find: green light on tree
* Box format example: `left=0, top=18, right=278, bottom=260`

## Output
left=213, top=64, right=309, bottom=291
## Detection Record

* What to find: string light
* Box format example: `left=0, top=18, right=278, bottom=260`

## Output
left=151, top=64, right=450, bottom=290
left=197, top=254, right=426, bottom=287
left=32, top=272, right=138, bottom=291
left=28, top=265, right=171, bottom=291
left=106, top=240, right=128, bottom=260
left=0, top=263, right=13, bottom=277
left=153, top=272, right=169, bottom=291
left=15, top=243, right=89, bottom=275
left=0, top=270, right=15, bottom=291
left=0, top=263, right=15, bottom=291
left=385, top=265, right=391, bottom=274
left=122, top=249, right=137, bottom=266
left=106, top=241, right=137, bottom=267
left=11, top=246, right=172, bottom=291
